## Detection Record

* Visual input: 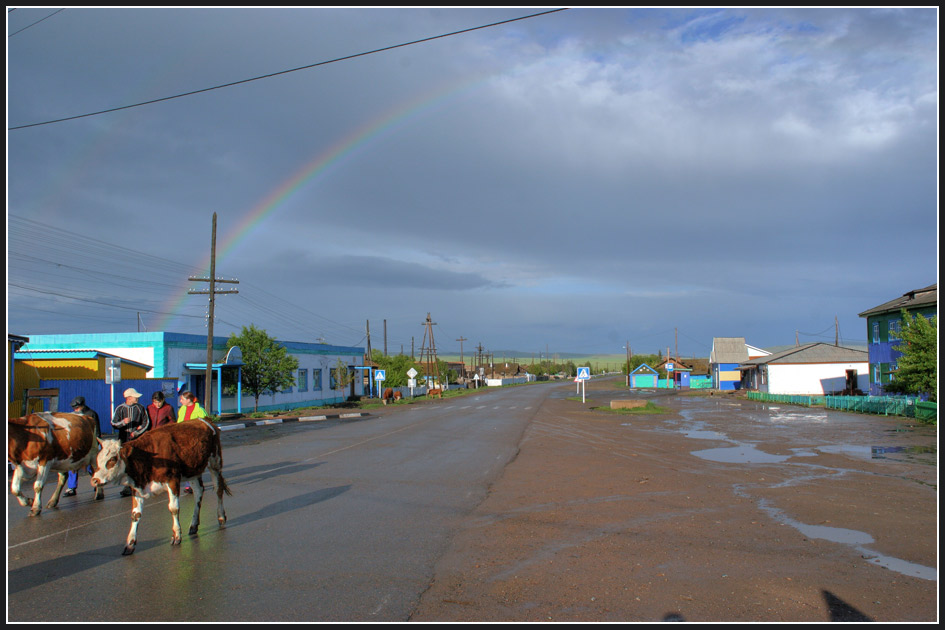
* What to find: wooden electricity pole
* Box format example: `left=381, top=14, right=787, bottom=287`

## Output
left=188, top=213, right=238, bottom=414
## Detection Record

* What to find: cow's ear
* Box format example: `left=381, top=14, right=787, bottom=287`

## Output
left=97, top=437, right=104, bottom=447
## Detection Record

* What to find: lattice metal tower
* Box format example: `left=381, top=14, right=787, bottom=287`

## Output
left=418, top=312, right=440, bottom=388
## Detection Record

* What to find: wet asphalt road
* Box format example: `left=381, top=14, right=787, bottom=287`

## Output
left=8, top=381, right=937, bottom=621
left=7, top=384, right=550, bottom=622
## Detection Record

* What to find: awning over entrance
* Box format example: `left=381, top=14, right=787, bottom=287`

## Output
left=184, top=346, right=243, bottom=414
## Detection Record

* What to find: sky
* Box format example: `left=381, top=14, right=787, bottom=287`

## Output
left=6, top=7, right=939, bottom=359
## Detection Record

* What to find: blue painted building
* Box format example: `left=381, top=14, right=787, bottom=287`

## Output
left=20, top=331, right=364, bottom=414
left=710, top=337, right=749, bottom=391
left=858, top=284, right=937, bottom=396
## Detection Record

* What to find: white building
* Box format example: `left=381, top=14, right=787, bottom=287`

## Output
left=739, top=343, right=869, bottom=396
left=19, top=332, right=364, bottom=414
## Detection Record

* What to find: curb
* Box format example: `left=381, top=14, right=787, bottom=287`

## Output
left=217, top=411, right=371, bottom=432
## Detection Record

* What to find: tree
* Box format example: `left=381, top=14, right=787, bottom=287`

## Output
left=370, top=350, right=420, bottom=387
left=887, top=309, right=937, bottom=402
left=331, top=358, right=355, bottom=400
left=226, top=324, right=299, bottom=412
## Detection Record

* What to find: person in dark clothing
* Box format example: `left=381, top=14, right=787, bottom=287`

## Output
left=63, top=396, right=102, bottom=498
left=112, top=388, right=150, bottom=496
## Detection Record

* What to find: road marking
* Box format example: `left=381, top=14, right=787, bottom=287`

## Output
left=9, top=502, right=158, bottom=550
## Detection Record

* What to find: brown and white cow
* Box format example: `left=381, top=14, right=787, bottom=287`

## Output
left=8, top=412, right=103, bottom=516
left=393, top=391, right=403, bottom=401
left=92, top=418, right=232, bottom=556
left=382, top=387, right=394, bottom=405
left=427, top=388, right=443, bottom=399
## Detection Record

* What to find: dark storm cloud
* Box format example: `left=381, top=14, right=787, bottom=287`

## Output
left=7, top=8, right=938, bottom=353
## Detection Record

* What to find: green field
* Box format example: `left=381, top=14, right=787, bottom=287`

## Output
left=437, top=353, right=630, bottom=371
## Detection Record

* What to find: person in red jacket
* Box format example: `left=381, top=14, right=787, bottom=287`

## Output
left=147, top=391, right=176, bottom=429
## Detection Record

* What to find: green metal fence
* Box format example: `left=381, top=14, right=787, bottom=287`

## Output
left=914, top=401, right=937, bottom=422
left=746, top=391, right=935, bottom=421
left=690, top=376, right=713, bottom=389
left=825, top=395, right=929, bottom=418
left=746, top=392, right=825, bottom=407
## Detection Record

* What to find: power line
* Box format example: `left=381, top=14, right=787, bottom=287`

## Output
left=8, top=213, right=369, bottom=344
left=8, top=8, right=66, bottom=38
left=9, top=8, right=569, bottom=131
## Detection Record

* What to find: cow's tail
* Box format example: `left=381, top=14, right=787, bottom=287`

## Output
left=209, top=425, right=233, bottom=497
left=217, top=474, right=233, bottom=496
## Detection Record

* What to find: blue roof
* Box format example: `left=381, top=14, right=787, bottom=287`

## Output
left=630, top=363, right=658, bottom=375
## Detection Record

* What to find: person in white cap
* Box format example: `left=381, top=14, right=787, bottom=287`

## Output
left=111, top=388, right=151, bottom=497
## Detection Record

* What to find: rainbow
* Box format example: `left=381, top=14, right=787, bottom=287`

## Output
left=154, top=73, right=488, bottom=332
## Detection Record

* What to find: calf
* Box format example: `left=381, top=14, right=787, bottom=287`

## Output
left=427, top=388, right=442, bottom=399
left=8, top=412, right=102, bottom=516
left=382, top=387, right=394, bottom=405
left=92, top=418, right=232, bottom=556
left=393, top=391, right=403, bottom=401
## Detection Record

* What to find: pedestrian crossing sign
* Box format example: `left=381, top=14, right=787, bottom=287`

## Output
left=577, top=367, right=591, bottom=380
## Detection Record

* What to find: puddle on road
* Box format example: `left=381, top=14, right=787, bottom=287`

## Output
left=691, top=445, right=790, bottom=464
left=756, top=500, right=937, bottom=582
left=816, top=444, right=872, bottom=458
left=815, top=444, right=937, bottom=462
left=871, top=445, right=937, bottom=458
left=671, top=398, right=937, bottom=582
left=683, top=428, right=729, bottom=441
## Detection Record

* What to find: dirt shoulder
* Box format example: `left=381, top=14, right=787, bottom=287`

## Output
left=409, top=381, right=938, bottom=622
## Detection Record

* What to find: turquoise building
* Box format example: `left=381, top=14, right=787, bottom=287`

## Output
left=858, top=284, right=937, bottom=396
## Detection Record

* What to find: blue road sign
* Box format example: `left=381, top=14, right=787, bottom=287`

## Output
left=375, top=370, right=386, bottom=381
left=577, top=367, right=591, bottom=380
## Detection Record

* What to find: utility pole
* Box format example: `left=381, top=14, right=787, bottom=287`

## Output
left=625, top=341, right=631, bottom=386
left=835, top=316, right=839, bottom=346
left=476, top=343, right=484, bottom=380
left=188, top=212, right=238, bottom=415
left=383, top=319, right=388, bottom=356
left=365, top=320, right=372, bottom=361
left=418, top=313, right=440, bottom=388
left=456, top=336, right=467, bottom=379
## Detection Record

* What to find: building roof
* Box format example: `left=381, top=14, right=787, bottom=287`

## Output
left=740, top=343, right=868, bottom=366
left=20, top=331, right=364, bottom=356
left=858, top=284, right=937, bottom=318
left=710, top=337, right=749, bottom=364
left=657, top=358, right=692, bottom=371
left=14, top=349, right=153, bottom=370
left=630, top=363, right=658, bottom=375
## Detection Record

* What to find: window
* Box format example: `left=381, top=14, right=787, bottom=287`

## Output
left=889, top=320, right=900, bottom=337
left=298, top=369, right=308, bottom=392
left=312, top=369, right=322, bottom=391
left=872, top=322, right=880, bottom=343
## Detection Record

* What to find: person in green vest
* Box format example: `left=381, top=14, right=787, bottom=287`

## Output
left=176, top=390, right=208, bottom=494
left=177, top=390, right=208, bottom=423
